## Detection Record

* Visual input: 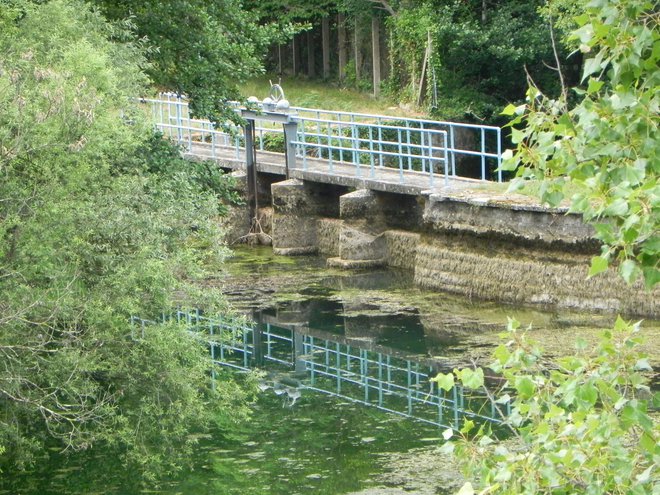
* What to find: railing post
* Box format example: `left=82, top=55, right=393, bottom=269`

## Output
left=450, top=125, right=456, bottom=176
left=294, top=331, right=306, bottom=373
left=481, top=127, right=486, bottom=181
left=175, top=96, right=183, bottom=144
left=444, top=130, right=449, bottom=187
left=497, top=128, right=503, bottom=183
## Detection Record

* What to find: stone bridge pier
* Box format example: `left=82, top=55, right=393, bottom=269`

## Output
left=271, top=179, right=347, bottom=255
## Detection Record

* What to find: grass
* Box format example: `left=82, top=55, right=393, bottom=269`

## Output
left=240, top=75, right=427, bottom=118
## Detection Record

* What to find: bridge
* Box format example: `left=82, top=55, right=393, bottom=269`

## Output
left=142, top=92, right=504, bottom=194
left=139, top=92, right=658, bottom=318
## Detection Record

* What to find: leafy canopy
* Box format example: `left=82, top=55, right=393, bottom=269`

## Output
left=92, top=0, right=283, bottom=123
left=438, top=317, right=659, bottom=495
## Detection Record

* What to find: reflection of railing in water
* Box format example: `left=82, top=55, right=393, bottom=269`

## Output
left=133, top=311, right=510, bottom=431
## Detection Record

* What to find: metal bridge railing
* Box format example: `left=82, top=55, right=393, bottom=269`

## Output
left=139, top=94, right=504, bottom=185
left=131, top=312, right=511, bottom=432
left=292, top=116, right=448, bottom=186
left=291, top=106, right=502, bottom=182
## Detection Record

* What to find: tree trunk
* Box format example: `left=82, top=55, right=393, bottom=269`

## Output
left=322, top=17, right=331, bottom=79
left=338, top=13, right=347, bottom=81
left=372, top=16, right=381, bottom=97
left=292, top=35, right=299, bottom=75
left=354, top=21, right=361, bottom=85
left=307, top=30, right=315, bottom=78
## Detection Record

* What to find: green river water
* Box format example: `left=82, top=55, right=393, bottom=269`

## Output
left=3, top=246, right=658, bottom=494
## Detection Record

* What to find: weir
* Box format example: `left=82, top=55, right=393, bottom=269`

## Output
left=141, top=94, right=659, bottom=318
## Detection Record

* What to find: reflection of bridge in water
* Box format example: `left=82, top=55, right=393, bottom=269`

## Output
left=151, top=311, right=511, bottom=431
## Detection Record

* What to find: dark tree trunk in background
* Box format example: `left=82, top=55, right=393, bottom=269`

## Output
left=292, top=35, right=300, bottom=75
left=307, top=30, right=315, bottom=78
left=338, top=13, right=347, bottom=81
left=354, top=21, right=361, bottom=84
left=322, top=17, right=331, bottom=79
left=372, top=16, right=381, bottom=97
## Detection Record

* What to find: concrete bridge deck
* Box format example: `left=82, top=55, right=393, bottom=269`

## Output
left=186, top=141, right=560, bottom=214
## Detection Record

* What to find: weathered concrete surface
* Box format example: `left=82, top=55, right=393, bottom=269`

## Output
left=413, top=233, right=658, bottom=317
left=271, top=179, right=345, bottom=255
left=327, top=189, right=389, bottom=268
left=271, top=179, right=320, bottom=255
left=317, top=218, right=341, bottom=256
left=424, top=193, right=595, bottom=246
left=384, top=231, right=420, bottom=271
left=220, top=170, right=657, bottom=318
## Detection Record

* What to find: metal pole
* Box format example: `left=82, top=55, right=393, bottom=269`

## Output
left=244, top=120, right=257, bottom=229
left=283, top=120, right=298, bottom=179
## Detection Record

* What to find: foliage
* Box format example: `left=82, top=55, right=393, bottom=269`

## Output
left=502, top=0, right=659, bottom=288
left=0, top=0, right=251, bottom=479
left=384, top=4, right=435, bottom=104
left=380, top=0, right=571, bottom=122
left=435, top=318, right=659, bottom=494
left=92, top=0, right=281, bottom=124
left=116, top=131, right=242, bottom=215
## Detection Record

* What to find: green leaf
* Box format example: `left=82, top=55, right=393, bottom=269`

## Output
left=456, top=482, right=474, bottom=495
left=633, top=358, right=652, bottom=371
left=588, top=256, right=609, bottom=277
left=586, top=78, right=604, bottom=94
left=460, top=419, right=475, bottom=435
left=431, top=372, right=455, bottom=392
left=635, top=465, right=653, bottom=484
left=456, top=368, right=485, bottom=390
left=576, top=382, right=598, bottom=406
left=639, top=432, right=658, bottom=456
left=581, top=52, right=604, bottom=82
left=501, top=103, right=517, bottom=116
left=515, top=376, right=535, bottom=399
left=642, top=266, right=660, bottom=289
left=603, top=198, right=630, bottom=217
left=619, top=259, right=640, bottom=284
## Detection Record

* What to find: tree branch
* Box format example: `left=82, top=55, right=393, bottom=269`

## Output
left=370, top=0, right=396, bottom=16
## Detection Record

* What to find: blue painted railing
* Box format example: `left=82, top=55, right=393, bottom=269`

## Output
left=140, top=94, right=503, bottom=185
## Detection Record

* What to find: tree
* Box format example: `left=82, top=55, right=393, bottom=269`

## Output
left=434, top=2, right=659, bottom=492
left=436, top=318, right=659, bottom=494
left=91, top=0, right=277, bottom=123
left=502, top=0, right=659, bottom=288
left=0, top=0, right=252, bottom=478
